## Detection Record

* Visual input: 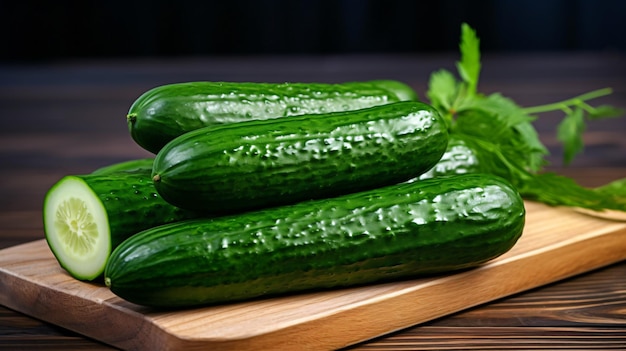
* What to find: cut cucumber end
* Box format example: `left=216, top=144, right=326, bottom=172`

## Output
left=43, top=176, right=111, bottom=280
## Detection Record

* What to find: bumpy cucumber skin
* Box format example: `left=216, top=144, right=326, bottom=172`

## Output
left=105, top=173, right=526, bottom=308
left=414, top=135, right=483, bottom=181
left=91, top=158, right=154, bottom=175
left=418, top=134, right=525, bottom=183
left=60, top=170, right=199, bottom=249
left=152, top=101, right=448, bottom=213
left=128, top=80, right=418, bottom=153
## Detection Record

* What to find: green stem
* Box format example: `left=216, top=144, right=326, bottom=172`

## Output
left=522, top=88, right=613, bottom=115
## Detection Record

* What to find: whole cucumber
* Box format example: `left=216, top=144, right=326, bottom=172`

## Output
left=127, top=80, right=418, bottom=153
left=104, top=173, right=526, bottom=308
left=152, top=101, right=448, bottom=213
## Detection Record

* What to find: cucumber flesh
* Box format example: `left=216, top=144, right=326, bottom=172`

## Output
left=44, top=176, right=111, bottom=280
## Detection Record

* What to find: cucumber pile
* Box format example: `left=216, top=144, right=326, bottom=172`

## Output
left=44, top=79, right=526, bottom=308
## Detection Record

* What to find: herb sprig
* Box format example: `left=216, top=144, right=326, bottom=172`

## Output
left=425, top=23, right=626, bottom=213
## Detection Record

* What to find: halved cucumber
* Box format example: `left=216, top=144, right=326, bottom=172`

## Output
left=44, top=176, right=111, bottom=280
left=43, top=168, right=200, bottom=280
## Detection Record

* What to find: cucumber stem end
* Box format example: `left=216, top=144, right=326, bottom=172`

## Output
left=127, top=113, right=137, bottom=124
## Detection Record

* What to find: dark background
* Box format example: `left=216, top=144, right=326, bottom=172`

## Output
left=1, top=0, right=625, bottom=62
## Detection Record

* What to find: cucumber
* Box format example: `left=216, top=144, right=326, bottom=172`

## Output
left=412, top=135, right=483, bottom=181
left=104, top=173, right=526, bottom=308
left=91, top=158, right=154, bottom=175
left=43, top=167, right=200, bottom=280
left=152, top=101, right=448, bottom=213
left=127, top=80, right=418, bottom=153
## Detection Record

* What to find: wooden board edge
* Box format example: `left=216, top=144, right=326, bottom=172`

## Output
left=240, top=226, right=626, bottom=351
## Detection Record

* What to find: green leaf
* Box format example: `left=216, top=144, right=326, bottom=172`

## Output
left=453, top=108, right=536, bottom=176
left=588, top=105, right=625, bottom=119
left=426, top=69, right=458, bottom=115
left=456, top=23, right=481, bottom=96
left=595, top=178, right=626, bottom=208
left=457, top=93, right=548, bottom=172
left=462, top=93, right=534, bottom=131
left=597, top=177, right=626, bottom=194
left=557, top=107, right=585, bottom=165
left=512, top=122, right=549, bottom=171
left=518, top=172, right=626, bottom=212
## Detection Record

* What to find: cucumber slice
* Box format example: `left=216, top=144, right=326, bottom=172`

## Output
left=44, top=176, right=111, bottom=280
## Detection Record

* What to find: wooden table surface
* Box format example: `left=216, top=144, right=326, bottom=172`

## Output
left=1, top=52, right=625, bottom=350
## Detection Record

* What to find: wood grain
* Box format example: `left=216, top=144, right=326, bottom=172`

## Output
left=1, top=201, right=625, bottom=351
left=350, top=327, right=626, bottom=350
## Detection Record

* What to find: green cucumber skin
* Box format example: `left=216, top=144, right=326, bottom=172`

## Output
left=104, top=173, right=525, bottom=308
left=128, top=80, right=418, bottom=153
left=61, top=170, right=199, bottom=248
left=152, top=101, right=448, bottom=213
left=415, top=135, right=483, bottom=181
left=418, top=134, right=524, bottom=183
left=91, top=158, right=154, bottom=175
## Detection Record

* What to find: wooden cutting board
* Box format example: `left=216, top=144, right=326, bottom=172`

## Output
left=1, top=201, right=626, bottom=351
